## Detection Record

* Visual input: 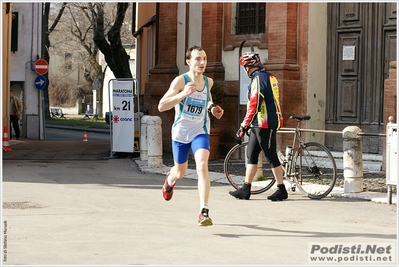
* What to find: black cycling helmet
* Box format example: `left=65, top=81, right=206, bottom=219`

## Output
left=239, top=52, right=262, bottom=68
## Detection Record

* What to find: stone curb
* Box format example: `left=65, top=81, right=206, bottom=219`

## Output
left=135, top=160, right=397, bottom=205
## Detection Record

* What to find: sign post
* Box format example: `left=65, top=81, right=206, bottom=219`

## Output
left=238, top=40, right=255, bottom=119
left=93, top=77, right=98, bottom=118
left=33, top=59, right=49, bottom=142
left=108, top=79, right=135, bottom=156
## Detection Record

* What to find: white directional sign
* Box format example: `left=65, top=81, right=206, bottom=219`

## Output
left=109, top=79, right=135, bottom=153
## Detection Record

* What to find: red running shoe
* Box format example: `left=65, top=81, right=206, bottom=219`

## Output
left=198, top=208, right=213, bottom=226
left=162, top=172, right=174, bottom=201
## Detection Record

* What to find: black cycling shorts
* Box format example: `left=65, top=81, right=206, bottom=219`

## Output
left=246, top=128, right=281, bottom=168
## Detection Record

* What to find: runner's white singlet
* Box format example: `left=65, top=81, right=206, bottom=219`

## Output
left=171, top=74, right=210, bottom=143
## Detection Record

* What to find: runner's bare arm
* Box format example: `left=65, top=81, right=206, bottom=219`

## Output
left=158, top=76, right=197, bottom=112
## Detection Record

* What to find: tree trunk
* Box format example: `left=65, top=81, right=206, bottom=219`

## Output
left=93, top=3, right=132, bottom=78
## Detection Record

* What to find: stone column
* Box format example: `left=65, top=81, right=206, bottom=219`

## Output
left=342, top=126, right=363, bottom=193
left=386, top=116, right=397, bottom=204
left=382, top=61, right=397, bottom=172
left=266, top=2, right=298, bottom=65
left=145, top=3, right=179, bottom=154
left=148, top=2, right=179, bottom=82
left=201, top=3, right=225, bottom=81
left=147, top=116, right=163, bottom=168
left=140, top=115, right=150, bottom=161
left=264, top=2, right=302, bottom=150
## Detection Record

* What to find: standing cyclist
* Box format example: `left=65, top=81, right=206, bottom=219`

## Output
left=158, top=45, right=224, bottom=226
left=229, top=52, right=287, bottom=201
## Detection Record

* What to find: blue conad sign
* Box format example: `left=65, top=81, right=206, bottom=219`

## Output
left=120, top=117, right=133, bottom=121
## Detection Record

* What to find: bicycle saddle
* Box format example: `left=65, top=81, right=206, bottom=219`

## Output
left=289, top=115, right=311, bottom=121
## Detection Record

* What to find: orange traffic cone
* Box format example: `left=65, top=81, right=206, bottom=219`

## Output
left=83, top=131, right=88, bottom=141
left=3, top=126, right=12, bottom=152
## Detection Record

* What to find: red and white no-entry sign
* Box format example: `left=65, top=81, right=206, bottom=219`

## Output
left=34, top=59, right=49, bottom=75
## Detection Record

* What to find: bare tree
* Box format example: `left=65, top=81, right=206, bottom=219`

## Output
left=48, top=2, right=95, bottom=112
left=93, top=3, right=132, bottom=78
left=43, top=2, right=67, bottom=118
left=48, top=3, right=133, bottom=116
left=68, top=3, right=103, bottom=107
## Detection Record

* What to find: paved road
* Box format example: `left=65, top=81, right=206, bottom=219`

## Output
left=1, top=140, right=397, bottom=266
left=45, top=123, right=111, bottom=139
left=45, top=126, right=110, bottom=142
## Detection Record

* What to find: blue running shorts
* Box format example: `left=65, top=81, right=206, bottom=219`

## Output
left=172, top=134, right=210, bottom=164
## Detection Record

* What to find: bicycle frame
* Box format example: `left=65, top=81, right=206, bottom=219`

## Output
left=278, top=116, right=337, bottom=198
left=224, top=115, right=337, bottom=199
left=278, top=120, right=305, bottom=190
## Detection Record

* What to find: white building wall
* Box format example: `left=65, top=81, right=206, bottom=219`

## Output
left=307, top=3, right=327, bottom=139
left=176, top=3, right=187, bottom=74
left=10, top=3, right=42, bottom=81
left=10, top=2, right=44, bottom=140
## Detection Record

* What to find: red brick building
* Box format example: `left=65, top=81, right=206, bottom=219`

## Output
left=133, top=2, right=396, bottom=157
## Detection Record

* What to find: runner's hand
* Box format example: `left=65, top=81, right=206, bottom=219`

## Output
left=210, top=105, right=224, bottom=119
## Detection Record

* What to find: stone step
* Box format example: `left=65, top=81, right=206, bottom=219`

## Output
left=329, top=151, right=382, bottom=172
left=330, top=151, right=383, bottom=161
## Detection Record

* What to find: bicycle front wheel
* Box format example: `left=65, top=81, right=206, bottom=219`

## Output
left=293, top=142, right=337, bottom=199
left=224, top=141, right=276, bottom=194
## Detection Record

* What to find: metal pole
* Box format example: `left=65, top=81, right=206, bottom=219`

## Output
left=237, top=40, right=255, bottom=130
left=237, top=40, right=255, bottom=160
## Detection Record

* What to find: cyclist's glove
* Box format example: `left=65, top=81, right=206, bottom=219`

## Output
left=235, top=126, right=248, bottom=145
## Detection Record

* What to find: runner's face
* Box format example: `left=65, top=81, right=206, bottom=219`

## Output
left=187, top=50, right=207, bottom=73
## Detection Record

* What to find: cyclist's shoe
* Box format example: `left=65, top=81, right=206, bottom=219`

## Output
left=162, top=172, right=174, bottom=201
left=267, top=184, right=288, bottom=201
left=229, top=183, right=251, bottom=200
left=198, top=208, right=213, bottom=226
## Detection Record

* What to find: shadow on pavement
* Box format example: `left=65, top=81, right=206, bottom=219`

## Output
left=3, top=140, right=110, bottom=161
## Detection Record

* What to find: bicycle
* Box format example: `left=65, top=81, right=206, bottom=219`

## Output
left=224, top=115, right=337, bottom=199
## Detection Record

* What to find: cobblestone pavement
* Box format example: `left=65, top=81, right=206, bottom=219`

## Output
left=162, top=153, right=394, bottom=194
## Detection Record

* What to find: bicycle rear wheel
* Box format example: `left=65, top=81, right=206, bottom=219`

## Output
left=293, top=142, right=337, bottom=199
left=224, top=141, right=276, bottom=194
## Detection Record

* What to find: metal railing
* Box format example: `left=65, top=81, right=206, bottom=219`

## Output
left=280, top=127, right=386, bottom=137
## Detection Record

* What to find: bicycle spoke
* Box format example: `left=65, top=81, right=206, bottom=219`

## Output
left=294, top=142, right=337, bottom=199
left=224, top=142, right=275, bottom=194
